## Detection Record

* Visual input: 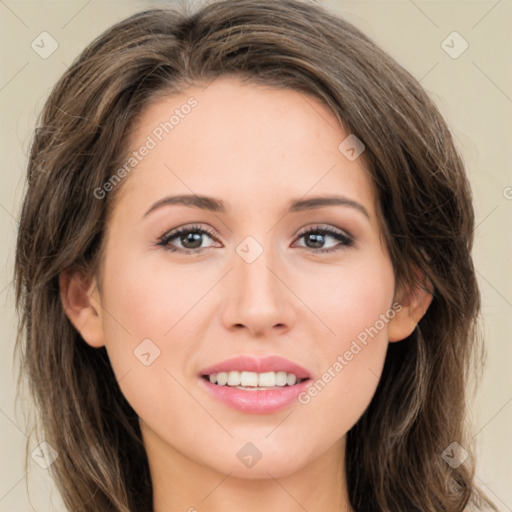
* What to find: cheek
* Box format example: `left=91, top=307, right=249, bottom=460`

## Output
left=301, top=249, right=395, bottom=350
left=100, top=249, right=209, bottom=341
left=97, top=247, right=225, bottom=402
left=97, top=252, right=206, bottom=424
left=293, top=254, right=394, bottom=432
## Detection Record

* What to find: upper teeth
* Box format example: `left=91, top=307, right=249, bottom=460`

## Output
left=208, top=371, right=301, bottom=387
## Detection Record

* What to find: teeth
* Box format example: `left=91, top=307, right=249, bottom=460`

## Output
left=240, top=371, right=258, bottom=387
left=216, top=372, right=228, bottom=386
left=286, top=373, right=297, bottom=386
left=206, top=370, right=304, bottom=387
left=227, top=371, right=240, bottom=386
left=258, top=371, right=276, bottom=387
left=275, top=371, right=287, bottom=386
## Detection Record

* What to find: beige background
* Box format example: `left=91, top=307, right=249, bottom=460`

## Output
left=1, top=1, right=511, bottom=510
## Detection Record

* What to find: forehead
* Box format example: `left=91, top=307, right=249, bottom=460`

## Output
left=113, top=76, right=377, bottom=218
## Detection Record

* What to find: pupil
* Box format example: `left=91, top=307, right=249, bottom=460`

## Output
left=307, top=233, right=324, bottom=248
left=182, top=232, right=202, bottom=249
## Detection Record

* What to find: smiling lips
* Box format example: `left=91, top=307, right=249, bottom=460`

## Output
left=199, top=355, right=312, bottom=414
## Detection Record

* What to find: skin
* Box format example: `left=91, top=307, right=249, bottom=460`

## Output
left=61, top=76, right=432, bottom=512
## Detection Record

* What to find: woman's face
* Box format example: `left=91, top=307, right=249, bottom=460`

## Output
left=80, top=76, right=404, bottom=479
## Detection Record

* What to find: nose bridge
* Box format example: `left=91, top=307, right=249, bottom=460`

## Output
left=236, top=235, right=282, bottom=308
left=239, top=240, right=278, bottom=300
left=223, top=234, right=294, bottom=335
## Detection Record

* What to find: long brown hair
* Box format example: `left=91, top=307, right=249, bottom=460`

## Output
left=14, top=0, right=497, bottom=510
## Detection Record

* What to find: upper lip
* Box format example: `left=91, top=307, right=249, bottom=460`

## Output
left=200, top=355, right=311, bottom=380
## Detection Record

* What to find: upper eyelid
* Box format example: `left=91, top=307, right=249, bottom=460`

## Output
left=295, top=224, right=352, bottom=237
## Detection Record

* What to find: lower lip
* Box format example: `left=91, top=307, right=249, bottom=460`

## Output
left=199, top=377, right=311, bottom=414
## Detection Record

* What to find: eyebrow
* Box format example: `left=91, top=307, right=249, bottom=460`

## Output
left=144, top=194, right=370, bottom=220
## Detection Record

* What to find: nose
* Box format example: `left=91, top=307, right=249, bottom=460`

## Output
left=221, top=241, right=297, bottom=338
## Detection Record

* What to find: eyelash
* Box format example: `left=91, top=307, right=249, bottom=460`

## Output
left=156, top=224, right=355, bottom=254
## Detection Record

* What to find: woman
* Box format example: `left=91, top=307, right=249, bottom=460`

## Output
left=14, top=0, right=498, bottom=510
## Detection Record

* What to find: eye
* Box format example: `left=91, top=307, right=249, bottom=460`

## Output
left=157, top=224, right=220, bottom=253
left=156, top=224, right=354, bottom=254
left=292, top=225, right=354, bottom=253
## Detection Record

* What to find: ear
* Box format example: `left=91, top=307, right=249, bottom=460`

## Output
left=59, top=270, right=106, bottom=348
left=388, top=269, right=434, bottom=343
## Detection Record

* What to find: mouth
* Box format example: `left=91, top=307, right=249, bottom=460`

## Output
left=198, top=355, right=312, bottom=414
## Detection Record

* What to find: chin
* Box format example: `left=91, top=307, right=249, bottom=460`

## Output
left=200, top=437, right=314, bottom=480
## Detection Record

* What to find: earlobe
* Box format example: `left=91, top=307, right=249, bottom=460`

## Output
left=59, top=270, right=106, bottom=348
left=388, top=272, right=434, bottom=343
